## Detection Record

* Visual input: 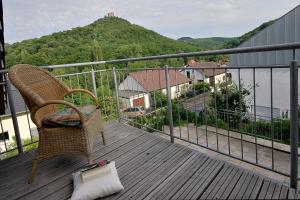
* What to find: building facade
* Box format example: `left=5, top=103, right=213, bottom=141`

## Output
left=229, top=5, right=300, bottom=119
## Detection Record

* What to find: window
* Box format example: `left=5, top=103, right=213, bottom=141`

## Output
left=186, top=71, right=191, bottom=78
left=0, top=131, right=9, bottom=141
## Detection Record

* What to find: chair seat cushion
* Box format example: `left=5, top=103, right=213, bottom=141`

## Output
left=42, top=105, right=97, bottom=128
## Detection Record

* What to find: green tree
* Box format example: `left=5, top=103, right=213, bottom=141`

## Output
left=209, top=80, right=250, bottom=124
left=90, top=40, right=103, bottom=61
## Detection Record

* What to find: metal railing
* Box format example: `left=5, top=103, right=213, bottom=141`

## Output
left=1, top=42, right=300, bottom=188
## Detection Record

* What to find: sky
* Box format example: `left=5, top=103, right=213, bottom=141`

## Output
left=3, top=0, right=300, bottom=44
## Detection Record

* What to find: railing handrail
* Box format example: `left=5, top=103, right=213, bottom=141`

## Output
left=40, top=42, right=300, bottom=70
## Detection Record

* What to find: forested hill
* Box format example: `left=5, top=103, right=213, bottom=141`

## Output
left=178, top=20, right=274, bottom=49
left=178, top=37, right=233, bottom=50
left=5, top=17, right=199, bottom=68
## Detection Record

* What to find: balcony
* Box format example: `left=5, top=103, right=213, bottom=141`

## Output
left=1, top=43, right=300, bottom=199
left=0, top=121, right=299, bottom=199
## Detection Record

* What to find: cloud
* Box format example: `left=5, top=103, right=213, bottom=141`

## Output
left=3, top=0, right=300, bottom=43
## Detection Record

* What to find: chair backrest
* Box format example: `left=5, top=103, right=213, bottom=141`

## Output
left=8, top=64, right=70, bottom=121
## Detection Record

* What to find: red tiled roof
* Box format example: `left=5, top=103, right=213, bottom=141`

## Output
left=129, top=69, right=190, bottom=92
left=188, top=61, right=226, bottom=77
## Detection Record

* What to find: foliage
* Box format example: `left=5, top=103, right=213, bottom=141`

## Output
left=150, top=91, right=168, bottom=108
left=5, top=17, right=200, bottom=69
left=178, top=37, right=233, bottom=50
left=209, top=80, right=250, bottom=124
left=224, top=20, right=274, bottom=48
left=178, top=20, right=274, bottom=50
left=194, top=82, right=210, bottom=94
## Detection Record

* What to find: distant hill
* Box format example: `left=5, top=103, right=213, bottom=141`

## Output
left=178, top=37, right=233, bottom=50
left=224, top=20, right=274, bottom=48
left=178, top=20, right=274, bottom=49
left=5, top=17, right=199, bottom=68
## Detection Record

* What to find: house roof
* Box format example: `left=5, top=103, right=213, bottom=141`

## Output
left=5, top=85, right=26, bottom=114
left=187, top=61, right=226, bottom=77
left=129, top=69, right=190, bottom=92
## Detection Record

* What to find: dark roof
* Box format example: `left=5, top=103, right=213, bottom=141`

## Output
left=187, top=61, right=226, bottom=77
left=5, top=85, right=26, bottom=114
left=130, top=69, right=190, bottom=92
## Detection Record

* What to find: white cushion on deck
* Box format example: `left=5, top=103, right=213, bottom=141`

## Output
left=71, top=161, right=124, bottom=200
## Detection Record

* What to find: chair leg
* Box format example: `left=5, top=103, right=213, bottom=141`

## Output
left=27, top=158, right=39, bottom=184
left=101, top=131, right=106, bottom=145
left=87, top=155, right=93, bottom=165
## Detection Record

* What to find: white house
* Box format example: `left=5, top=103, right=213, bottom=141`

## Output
left=119, top=69, right=190, bottom=109
left=0, top=86, right=37, bottom=154
left=180, top=60, right=229, bottom=86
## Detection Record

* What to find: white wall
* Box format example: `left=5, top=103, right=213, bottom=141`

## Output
left=119, top=76, right=146, bottom=92
left=0, top=114, right=37, bottom=153
left=162, top=83, right=189, bottom=99
left=120, top=93, right=150, bottom=109
left=181, top=69, right=205, bottom=81
left=204, top=73, right=226, bottom=85
left=130, top=93, right=150, bottom=109
left=229, top=68, right=292, bottom=118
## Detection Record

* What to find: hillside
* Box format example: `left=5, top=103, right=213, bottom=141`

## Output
left=224, top=20, right=274, bottom=48
left=178, top=37, right=233, bottom=50
left=5, top=17, right=199, bottom=68
left=178, top=20, right=274, bottom=49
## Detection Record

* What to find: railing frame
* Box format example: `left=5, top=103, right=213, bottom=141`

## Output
left=2, top=42, right=300, bottom=188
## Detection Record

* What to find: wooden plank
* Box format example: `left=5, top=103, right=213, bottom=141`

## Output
left=241, top=175, right=259, bottom=199
left=265, top=182, right=276, bottom=199
left=0, top=121, right=299, bottom=200
left=206, top=166, right=235, bottom=199
left=219, top=168, right=243, bottom=199
left=213, top=167, right=239, bottom=199
left=235, top=173, right=254, bottom=199
left=249, top=176, right=264, bottom=199
left=169, top=159, right=217, bottom=200
left=1, top=125, right=145, bottom=199
left=186, top=161, right=224, bottom=199
left=200, top=165, right=232, bottom=199
left=279, top=185, right=289, bottom=199
left=257, top=180, right=271, bottom=199
left=288, top=188, right=296, bottom=199
left=271, top=184, right=282, bottom=199
left=119, top=145, right=188, bottom=185
left=112, top=147, right=193, bottom=200
left=22, top=135, right=166, bottom=200
left=140, top=154, right=208, bottom=200
left=228, top=171, right=249, bottom=199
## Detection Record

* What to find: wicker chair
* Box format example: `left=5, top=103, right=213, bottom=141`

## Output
left=8, top=64, right=105, bottom=183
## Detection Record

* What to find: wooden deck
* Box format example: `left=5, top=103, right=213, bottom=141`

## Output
left=0, top=121, right=299, bottom=200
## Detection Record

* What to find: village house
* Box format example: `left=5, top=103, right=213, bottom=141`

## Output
left=118, top=69, right=190, bottom=109
left=180, top=60, right=229, bottom=86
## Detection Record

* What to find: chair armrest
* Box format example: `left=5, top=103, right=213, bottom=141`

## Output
left=65, top=89, right=99, bottom=106
left=31, top=100, right=85, bottom=128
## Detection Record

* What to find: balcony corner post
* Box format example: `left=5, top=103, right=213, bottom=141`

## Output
left=164, top=65, right=174, bottom=143
left=5, top=75, right=23, bottom=154
left=290, top=58, right=298, bottom=189
left=113, top=67, right=121, bottom=122
left=91, top=66, right=97, bottom=98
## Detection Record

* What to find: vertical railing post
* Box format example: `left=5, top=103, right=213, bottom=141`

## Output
left=113, top=67, right=121, bottom=122
left=91, top=67, right=97, bottom=98
left=290, top=58, right=298, bottom=189
left=5, top=76, right=23, bottom=153
left=164, top=65, right=174, bottom=143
